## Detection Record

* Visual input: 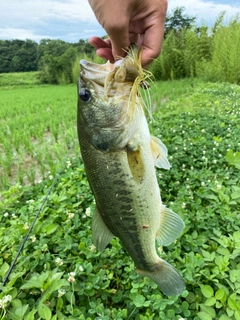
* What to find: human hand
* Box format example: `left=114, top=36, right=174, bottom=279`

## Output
left=88, top=0, right=168, bottom=67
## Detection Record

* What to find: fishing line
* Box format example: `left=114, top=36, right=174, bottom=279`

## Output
left=0, top=154, right=69, bottom=292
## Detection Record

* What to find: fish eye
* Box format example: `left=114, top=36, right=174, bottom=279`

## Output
left=79, top=88, right=91, bottom=102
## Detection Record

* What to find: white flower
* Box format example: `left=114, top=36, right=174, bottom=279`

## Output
left=182, top=203, right=186, bottom=209
left=58, top=289, right=66, bottom=298
left=213, top=160, right=217, bottom=164
left=4, top=295, right=12, bottom=303
left=90, top=244, right=96, bottom=251
left=23, top=223, right=29, bottom=230
left=4, top=212, right=8, bottom=217
left=85, top=207, right=91, bottom=217
left=0, top=294, right=12, bottom=309
left=66, top=160, right=71, bottom=168
left=12, top=213, right=17, bottom=219
left=201, top=129, right=205, bottom=133
left=68, top=272, right=76, bottom=283
left=201, top=182, right=205, bottom=186
left=158, top=246, right=163, bottom=253
left=68, top=212, right=74, bottom=219
left=49, top=175, right=53, bottom=180
left=217, top=185, right=222, bottom=190
left=55, top=257, right=63, bottom=266
left=79, top=266, right=84, bottom=272
left=30, top=236, right=36, bottom=243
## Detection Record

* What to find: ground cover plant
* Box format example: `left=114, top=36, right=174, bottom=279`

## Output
left=0, top=79, right=240, bottom=319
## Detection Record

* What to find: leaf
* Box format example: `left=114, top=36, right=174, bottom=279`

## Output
left=25, top=309, right=37, bottom=320
left=37, top=303, right=52, bottom=320
left=219, top=315, right=232, bottom=320
left=20, top=279, right=43, bottom=290
left=200, top=285, right=214, bottom=298
left=228, top=295, right=237, bottom=311
left=235, top=310, right=240, bottom=320
left=40, top=279, right=69, bottom=303
left=14, top=305, right=29, bottom=318
left=198, top=312, right=213, bottom=320
left=231, top=192, right=240, bottom=200
left=205, top=297, right=216, bottom=306
left=0, top=261, right=9, bottom=277
left=132, top=294, right=145, bottom=308
left=225, top=150, right=240, bottom=169
left=200, top=305, right=216, bottom=318
left=215, top=288, right=225, bottom=300
left=45, top=223, right=59, bottom=234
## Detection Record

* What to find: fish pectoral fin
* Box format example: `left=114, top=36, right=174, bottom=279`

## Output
left=156, top=205, right=185, bottom=246
left=150, top=135, right=171, bottom=170
left=92, top=207, right=115, bottom=251
left=136, top=259, right=185, bottom=296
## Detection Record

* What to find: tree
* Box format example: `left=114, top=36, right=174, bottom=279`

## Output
left=165, top=7, right=196, bottom=36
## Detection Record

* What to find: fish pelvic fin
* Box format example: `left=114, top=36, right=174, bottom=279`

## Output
left=136, top=259, right=185, bottom=296
left=150, top=135, right=171, bottom=170
left=92, top=207, right=115, bottom=251
left=156, top=206, right=185, bottom=246
left=127, top=147, right=145, bottom=184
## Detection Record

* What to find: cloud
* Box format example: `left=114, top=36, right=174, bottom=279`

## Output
left=0, top=28, right=47, bottom=42
left=168, top=0, right=240, bottom=25
left=0, top=0, right=105, bottom=42
left=0, top=0, right=239, bottom=43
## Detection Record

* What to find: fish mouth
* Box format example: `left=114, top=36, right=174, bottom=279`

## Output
left=80, top=44, right=145, bottom=97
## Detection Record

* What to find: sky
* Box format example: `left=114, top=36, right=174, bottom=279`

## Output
left=0, top=0, right=239, bottom=43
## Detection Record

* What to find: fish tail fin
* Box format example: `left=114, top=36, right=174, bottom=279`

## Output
left=135, top=259, right=185, bottom=296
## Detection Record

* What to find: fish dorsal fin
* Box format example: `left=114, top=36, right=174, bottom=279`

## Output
left=156, top=206, right=185, bottom=246
left=150, top=135, right=171, bottom=170
left=92, top=207, right=115, bottom=251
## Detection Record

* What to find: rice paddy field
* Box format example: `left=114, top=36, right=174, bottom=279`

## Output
left=0, top=72, right=240, bottom=319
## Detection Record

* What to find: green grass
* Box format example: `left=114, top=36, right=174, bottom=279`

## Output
left=0, top=79, right=240, bottom=319
left=0, top=72, right=40, bottom=89
left=0, top=84, right=78, bottom=190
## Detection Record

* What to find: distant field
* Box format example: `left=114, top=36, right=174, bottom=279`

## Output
left=0, top=71, right=40, bottom=88
left=0, top=83, right=78, bottom=190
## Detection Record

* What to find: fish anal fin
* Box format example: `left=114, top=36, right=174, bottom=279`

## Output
left=136, top=259, right=185, bottom=296
left=150, top=135, right=171, bottom=170
left=156, top=205, right=185, bottom=246
left=92, top=207, right=115, bottom=251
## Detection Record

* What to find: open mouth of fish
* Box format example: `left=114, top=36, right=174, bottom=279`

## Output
left=79, top=44, right=147, bottom=100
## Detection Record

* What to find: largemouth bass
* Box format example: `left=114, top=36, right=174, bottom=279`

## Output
left=77, top=45, right=185, bottom=296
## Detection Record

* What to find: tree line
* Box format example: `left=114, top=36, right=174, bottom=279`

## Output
left=0, top=8, right=239, bottom=85
left=0, top=38, right=96, bottom=83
